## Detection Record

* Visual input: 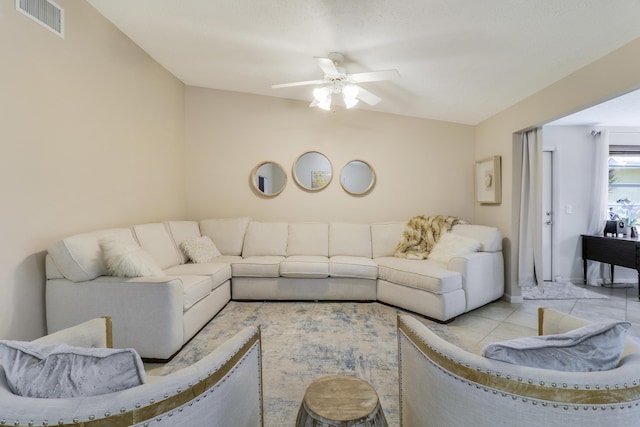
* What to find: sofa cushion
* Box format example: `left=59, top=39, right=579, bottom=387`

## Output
left=451, top=224, right=502, bottom=252
left=287, top=223, right=329, bottom=256
left=427, top=232, right=482, bottom=265
left=280, top=256, right=329, bottom=278
left=376, top=257, right=462, bottom=294
left=329, top=256, right=378, bottom=279
left=483, top=321, right=631, bottom=372
left=232, top=256, right=284, bottom=278
left=180, top=236, right=222, bottom=263
left=164, top=263, right=231, bottom=289
left=132, top=223, right=182, bottom=270
left=371, top=221, right=406, bottom=258
left=242, top=221, right=289, bottom=257
left=47, top=228, right=135, bottom=282
left=329, top=222, right=372, bottom=257
left=200, top=217, right=251, bottom=256
left=99, top=237, right=164, bottom=278
left=180, top=275, right=214, bottom=311
left=166, top=221, right=201, bottom=264
left=0, top=340, right=145, bottom=398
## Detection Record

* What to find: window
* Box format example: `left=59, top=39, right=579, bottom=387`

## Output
left=609, top=152, right=640, bottom=226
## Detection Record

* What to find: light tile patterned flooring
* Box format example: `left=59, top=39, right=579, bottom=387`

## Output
left=452, top=283, right=640, bottom=354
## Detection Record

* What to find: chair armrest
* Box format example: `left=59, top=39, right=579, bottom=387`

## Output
left=398, top=314, right=640, bottom=426
left=537, top=307, right=591, bottom=336
left=537, top=307, right=640, bottom=357
left=0, top=326, right=263, bottom=427
left=34, top=317, right=112, bottom=348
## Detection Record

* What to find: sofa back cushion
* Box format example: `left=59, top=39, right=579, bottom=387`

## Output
left=199, top=217, right=251, bottom=256
left=371, top=221, right=406, bottom=258
left=451, top=224, right=502, bottom=252
left=132, top=223, right=182, bottom=270
left=243, top=221, right=289, bottom=257
left=329, top=222, right=372, bottom=257
left=166, top=221, right=202, bottom=264
left=47, top=228, right=136, bottom=282
left=287, top=223, right=329, bottom=256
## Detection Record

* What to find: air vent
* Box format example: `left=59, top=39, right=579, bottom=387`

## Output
left=16, top=0, right=64, bottom=38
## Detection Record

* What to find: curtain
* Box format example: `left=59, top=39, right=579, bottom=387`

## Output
left=585, top=130, right=610, bottom=285
left=518, top=128, right=543, bottom=288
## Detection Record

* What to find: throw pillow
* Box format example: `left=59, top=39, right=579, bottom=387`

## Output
left=180, top=236, right=222, bottom=263
left=0, top=340, right=145, bottom=398
left=99, top=237, right=164, bottom=277
left=482, top=321, right=631, bottom=372
left=427, top=232, right=482, bottom=264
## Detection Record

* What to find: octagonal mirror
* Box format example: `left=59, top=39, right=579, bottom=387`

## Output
left=293, top=151, right=333, bottom=191
left=251, top=161, right=287, bottom=197
left=340, top=160, right=376, bottom=195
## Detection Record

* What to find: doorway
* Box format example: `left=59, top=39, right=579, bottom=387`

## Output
left=542, top=147, right=556, bottom=282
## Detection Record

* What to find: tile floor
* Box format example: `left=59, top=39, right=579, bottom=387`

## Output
left=452, top=283, right=640, bottom=354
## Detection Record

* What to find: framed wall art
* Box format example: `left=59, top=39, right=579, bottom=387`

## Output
left=475, top=156, right=501, bottom=204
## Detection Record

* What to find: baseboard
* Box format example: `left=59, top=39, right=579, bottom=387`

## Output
left=503, top=293, right=523, bottom=304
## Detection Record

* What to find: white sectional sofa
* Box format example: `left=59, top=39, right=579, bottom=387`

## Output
left=45, top=217, right=504, bottom=359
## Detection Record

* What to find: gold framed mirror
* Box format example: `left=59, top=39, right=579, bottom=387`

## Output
left=292, top=151, right=333, bottom=191
left=340, top=160, right=376, bottom=195
left=251, top=161, right=287, bottom=197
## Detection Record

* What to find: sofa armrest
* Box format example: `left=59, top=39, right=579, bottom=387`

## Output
left=447, top=251, right=504, bottom=311
left=0, top=326, right=263, bottom=427
left=46, top=277, right=184, bottom=359
left=34, top=316, right=112, bottom=348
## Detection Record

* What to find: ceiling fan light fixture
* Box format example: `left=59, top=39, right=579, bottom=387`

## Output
left=312, top=86, right=332, bottom=110
left=317, top=97, right=332, bottom=110
left=342, top=84, right=359, bottom=99
left=276, top=53, right=397, bottom=111
left=313, top=86, right=331, bottom=102
left=344, top=96, right=359, bottom=109
left=342, top=84, right=359, bottom=109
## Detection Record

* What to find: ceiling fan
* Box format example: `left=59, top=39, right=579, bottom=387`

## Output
left=272, top=52, right=400, bottom=110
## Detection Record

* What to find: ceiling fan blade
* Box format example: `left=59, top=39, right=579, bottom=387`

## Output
left=315, top=57, right=340, bottom=76
left=272, top=79, right=326, bottom=89
left=356, top=86, right=382, bottom=106
left=349, top=69, right=400, bottom=83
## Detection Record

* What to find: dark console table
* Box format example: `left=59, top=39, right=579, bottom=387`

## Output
left=582, top=234, right=640, bottom=298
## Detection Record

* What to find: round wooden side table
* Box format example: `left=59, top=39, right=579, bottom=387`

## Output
left=295, top=375, right=388, bottom=427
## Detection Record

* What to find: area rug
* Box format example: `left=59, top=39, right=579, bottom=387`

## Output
left=522, top=281, right=608, bottom=300
left=157, top=301, right=464, bottom=427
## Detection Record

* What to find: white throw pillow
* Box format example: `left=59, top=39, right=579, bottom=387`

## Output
left=180, top=236, right=222, bottom=263
left=483, top=321, right=630, bottom=372
left=428, top=232, right=482, bottom=264
left=0, top=340, right=145, bottom=398
left=99, top=237, right=164, bottom=277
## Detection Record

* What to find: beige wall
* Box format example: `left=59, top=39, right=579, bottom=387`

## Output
left=475, top=37, right=640, bottom=300
left=7, top=0, right=640, bottom=340
left=0, top=0, right=186, bottom=339
left=185, top=87, right=475, bottom=224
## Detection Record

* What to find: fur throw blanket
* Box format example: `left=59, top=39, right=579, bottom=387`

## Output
left=393, top=215, right=467, bottom=259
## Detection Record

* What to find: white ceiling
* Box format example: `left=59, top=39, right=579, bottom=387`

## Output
left=548, top=88, right=640, bottom=127
left=87, top=0, right=640, bottom=125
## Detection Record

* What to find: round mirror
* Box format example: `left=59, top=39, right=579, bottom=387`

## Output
left=340, top=160, right=376, bottom=195
left=251, top=161, right=287, bottom=197
left=293, top=151, right=333, bottom=191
